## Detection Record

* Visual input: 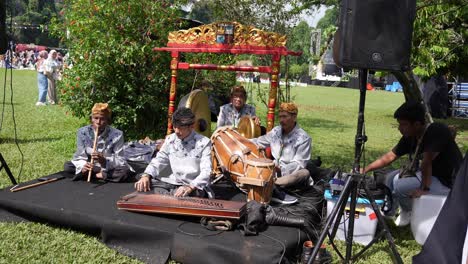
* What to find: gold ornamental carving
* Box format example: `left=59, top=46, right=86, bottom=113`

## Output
left=168, top=22, right=287, bottom=47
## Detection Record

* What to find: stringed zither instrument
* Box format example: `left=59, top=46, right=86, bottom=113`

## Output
left=117, top=192, right=246, bottom=219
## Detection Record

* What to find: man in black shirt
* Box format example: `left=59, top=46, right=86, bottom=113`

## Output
left=363, top=101, right=462, bottom=226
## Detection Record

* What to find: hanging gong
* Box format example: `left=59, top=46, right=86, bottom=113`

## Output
left=237, top=116, right=261, bottom=139
left=178, top=89, right=211, bottom=137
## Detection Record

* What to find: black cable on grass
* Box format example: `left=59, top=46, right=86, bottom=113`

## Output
left=0, top=7, right=24, bottom=183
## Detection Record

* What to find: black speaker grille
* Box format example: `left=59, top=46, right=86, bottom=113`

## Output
left=335, top=0, right=416, bottom=71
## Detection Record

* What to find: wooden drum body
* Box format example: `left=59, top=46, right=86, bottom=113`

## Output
left=243, top=158, right=275, bottom=204
left=211, top=127, right=275, bottom=204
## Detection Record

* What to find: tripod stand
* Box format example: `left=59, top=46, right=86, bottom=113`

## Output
left=308, top=69, right=403, bottom=264
left=0, top=153, right=16, bottom=185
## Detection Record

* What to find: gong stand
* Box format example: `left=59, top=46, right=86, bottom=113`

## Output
left=154, top=22, right=301, bottom=135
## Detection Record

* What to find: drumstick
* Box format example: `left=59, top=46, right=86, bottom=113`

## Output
left=87, top=125, right=100, bottom=182
left=10, top=176, right=65, bottom=192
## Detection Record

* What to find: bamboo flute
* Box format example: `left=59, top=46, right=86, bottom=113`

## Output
left=87, top=125, right=100, bottom=182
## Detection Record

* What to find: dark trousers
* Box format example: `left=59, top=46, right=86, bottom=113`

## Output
left=64, top=161, right=131, bottom=182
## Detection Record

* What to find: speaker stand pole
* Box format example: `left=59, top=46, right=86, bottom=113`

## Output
left=308, top=69, right=403, bottom=264
left=0, top=153, right=17, bottom=185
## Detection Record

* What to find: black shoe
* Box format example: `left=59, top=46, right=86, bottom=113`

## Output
left=271, top=188, right=298, bottom=205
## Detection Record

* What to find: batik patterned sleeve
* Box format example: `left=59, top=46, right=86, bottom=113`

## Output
left=102, top=130, right=126, bottom=173
left=190, top=138, right=212, bottom=190
left=144, top=137, right=171, bottom=178
left=281, top=136, right=311, bottom=175
left=71, top=127, right=88, bottom=175
left=252, top=129, right=272, bottom=149
left=217, top=105, right=227, bottom=127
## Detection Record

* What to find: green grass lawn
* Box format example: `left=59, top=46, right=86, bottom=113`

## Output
left=0, top=70, right=466, bottom=263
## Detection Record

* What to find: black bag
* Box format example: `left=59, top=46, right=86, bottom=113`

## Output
left=238, top=200, right=267, bottom=236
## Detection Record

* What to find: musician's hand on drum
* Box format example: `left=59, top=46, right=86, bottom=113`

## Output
left=91, top=152, right=106, bottom=166
left=135, top=174, right=151, bottom=192
left=253, top=116, right=261, bottom=126
left=174, top=185, right=194, bottom=197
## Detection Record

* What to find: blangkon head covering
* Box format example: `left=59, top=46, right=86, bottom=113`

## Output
left=91, top=103, right=112, bottom=119
left=279, top=102, right=298, bottom=115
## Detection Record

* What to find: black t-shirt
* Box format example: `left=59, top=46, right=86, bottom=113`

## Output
left=392, top=122, right=462, bottom=188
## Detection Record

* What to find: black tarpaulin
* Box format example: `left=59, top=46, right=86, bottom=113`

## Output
left=0, top=172, right=316, bottom=264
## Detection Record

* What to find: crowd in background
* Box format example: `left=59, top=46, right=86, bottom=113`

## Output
left=0, top=48, right=71, bottom=106
left=0, top=49, right=69, bottom=70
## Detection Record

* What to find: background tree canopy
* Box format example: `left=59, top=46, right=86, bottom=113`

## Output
left=50, top=0, right=236, bottom=139
left=50, top=0, right=186, bottom=139
left=2, top=0, right=466, bottom=139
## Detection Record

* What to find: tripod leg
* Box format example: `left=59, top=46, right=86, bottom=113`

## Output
left=0, top=153, right=17, bottom=185
left=345, top=178, right=360, bottom=262
left=362, top=182, right=403, bottom=264
left=309, top=175, right=354, bottom=264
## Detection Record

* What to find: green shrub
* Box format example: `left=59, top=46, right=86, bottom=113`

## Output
left=50, top=0, right=183, bottom=139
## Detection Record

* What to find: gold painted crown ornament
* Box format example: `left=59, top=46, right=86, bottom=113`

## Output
left=168, top=22, right=287, bottom=47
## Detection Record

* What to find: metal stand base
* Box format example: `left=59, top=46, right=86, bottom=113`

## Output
left=308, top=69, right=402, bottom=264
left=0, top=153, right=17, bottom=185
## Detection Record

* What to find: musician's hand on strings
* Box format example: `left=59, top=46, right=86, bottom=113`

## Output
left=174, top=185, right=194, bottom=197
left=91, top=152, right=106, bottom=166
left=135, top=174, right=151, bottom=192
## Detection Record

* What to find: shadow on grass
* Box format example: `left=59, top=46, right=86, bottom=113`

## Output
left=0, top=102, right=19, bottom=105
left=0, top=137, right=62, bottom=144
left=300, top=116, right=351, bottom=130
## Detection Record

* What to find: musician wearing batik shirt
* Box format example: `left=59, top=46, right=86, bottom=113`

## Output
left=252, top=102, right=312, bottom=204
left=217, top=85, right=260, bottom=128
left=65, top=103, right=130, bottom=182
left=135, top=107, right=213, bottom=198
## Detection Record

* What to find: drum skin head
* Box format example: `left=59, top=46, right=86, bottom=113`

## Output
left=179, top=89, right=211, bottom=137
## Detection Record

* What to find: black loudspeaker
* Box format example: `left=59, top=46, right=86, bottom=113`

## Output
left=333, top=0, right=416, bottom=71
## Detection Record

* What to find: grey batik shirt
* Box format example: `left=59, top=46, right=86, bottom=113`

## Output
left=252, top=124, right=312, bottom=176
left=144, top=131, right=212, bottom=190
left=217, top=103, right=256, bottom=128
left=71, top=125, right=127, bottom=175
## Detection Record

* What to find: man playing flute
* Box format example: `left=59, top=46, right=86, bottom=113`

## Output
left=64, top=103, right=130, bottom=182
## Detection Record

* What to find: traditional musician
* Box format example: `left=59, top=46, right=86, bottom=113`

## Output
left=252, top=102, right=312, bottom=204
left=135, top=107, right=213, bottom=198
left=217, top=85, right=260, bottom=128
left=64, top=103, right=130, bottom=182
left=363, top=101, right=462, bottom=226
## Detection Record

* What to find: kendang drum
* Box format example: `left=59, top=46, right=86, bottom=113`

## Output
left=211, top=126, right=266, bottom=180
left=211, top=127, right=275, bottom=204
left=243, top=158, right=275, bottom=204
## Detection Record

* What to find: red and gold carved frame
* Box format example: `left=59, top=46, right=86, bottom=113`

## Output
left=154, top=22, right=301, bottom=135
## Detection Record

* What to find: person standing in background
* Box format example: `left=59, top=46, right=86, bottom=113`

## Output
left=44, top=50, right=60, bottom=105
left=35, top=50, right=48, bottom=106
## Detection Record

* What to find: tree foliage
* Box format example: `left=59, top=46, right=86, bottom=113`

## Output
left=411, top=0, right=467, bottom=79
left=51, top=0, right=237, bottom=139
left=6, top=0, right=59, bottom=47
left=50, top=0, right=185, bottom=139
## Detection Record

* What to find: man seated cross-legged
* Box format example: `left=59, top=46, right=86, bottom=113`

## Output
left=252, top=102, right=314, bottom=204
left=134, top=107, right=213, bottom=198
left=64, top=103, right=130, bottom=182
